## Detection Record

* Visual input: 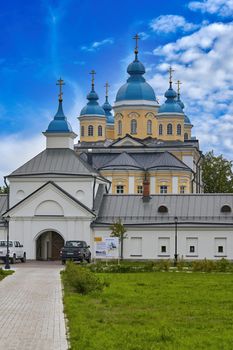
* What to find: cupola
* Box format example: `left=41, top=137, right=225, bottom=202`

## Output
left=115, top=34, right=157, bottom=104
left=43, top=78, right=77, bottom=149
left=102, top=82, right=114, bottom=125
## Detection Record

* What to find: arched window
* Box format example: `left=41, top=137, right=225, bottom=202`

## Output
left=81, top=125, right=84, bottom=137
left=177, top=124, right=181, bottom=135
left=167, top=123, right=173, bottom=135
left=88, top=125, right=94, bottom=136
left=159, top=124, right=163, bottom=135
left=98, top=125, right=102, bottom=136
left=131, top=119, right=137, bottom=134
left=158, top=205, right=168, bottom=213
left=147, top=120, right=152, bottom=135
left=118, top=120, right=122, bottom=135
left=221, top=205, right=231, bottom=213
left=184, top=132, right=188, bottom=140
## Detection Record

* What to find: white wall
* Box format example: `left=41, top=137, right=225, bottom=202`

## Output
left=93, top=227, right=233, bottom=260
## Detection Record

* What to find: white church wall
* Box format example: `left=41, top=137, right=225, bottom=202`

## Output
left=182, top=155, right=193, bottom=170
left=93, top=227, right=233, bottom=260
left=9, top=177, right=95, bottom=209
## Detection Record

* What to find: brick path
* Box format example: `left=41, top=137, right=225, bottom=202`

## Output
left=0, top=262, right=68, bottom=350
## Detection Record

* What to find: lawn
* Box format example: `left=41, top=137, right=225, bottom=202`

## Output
left=63, top=271, right=233, bottom=350
left=0, top=268, right=13, bottom=281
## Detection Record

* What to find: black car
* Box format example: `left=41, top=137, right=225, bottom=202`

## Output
left=60, top=240, right=91, bottom=264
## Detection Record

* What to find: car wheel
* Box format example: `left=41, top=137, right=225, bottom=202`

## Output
left=21, top=253, right=26, bottom=263
left=11, top=254, right=16, bottom=264
left=86, top=256, right=91, bottom=263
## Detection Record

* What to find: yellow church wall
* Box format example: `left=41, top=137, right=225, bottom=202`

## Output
left=106, top=125, right=114, bottom=139
left=184, top=125, right=192, bottom=140
left=79, top=118, right=106, bottom=142
left=156, top=116, right=185, bottom=141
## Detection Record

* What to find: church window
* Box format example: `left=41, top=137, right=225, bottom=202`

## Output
left=184, top=132, right=188, bottom=140
left=161, top=246, right=166, bottom=253
left=180, top=186, right=186, bottom=194
left=167, top=123, right=173, bottom=135
left=177, top=124, right=181, bottom=135
left=190, top=246, right=195, bottom=253
left=131, top=119, right=137, bottom=134
left=118, top=120, right=122, bottom=135
left=147, top=120, right=152, bottom=135
left=158, top=205, right=168, bottom=213
left=160, top=186, right=168, bottom=194
left=116, top=185, right=124, bottom=194
left=81, top=125, right=84, bottom=137
left=218, top=246, right=224, bottom=253
left=159, top=124, right=163, bottom=135
left=221, top=205, right=231, bottom=213
left=137, top=185, right=143, bottom=194
left=88, top=125, right=94, bottom=136
left=98, top=125, right=102, bottom=136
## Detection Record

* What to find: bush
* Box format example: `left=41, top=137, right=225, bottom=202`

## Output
left=192, top=259, right=216, bottom=272
left=63, top=261, right=107, bottom=294
left=157, top=260, right=171, bottom=271
left=216, top=258, right=230, bottom=272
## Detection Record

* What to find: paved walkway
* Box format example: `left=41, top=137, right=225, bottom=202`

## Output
left=0, top=262, right=68, bottom=350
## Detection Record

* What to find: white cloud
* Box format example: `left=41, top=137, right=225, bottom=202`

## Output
left=150, top=15, right=198, bottom=34
left=81, top=38, right=114, bottom=52
left=148, top=22, right=233, bottom=159
left=188, top=0, right=233, bottom=16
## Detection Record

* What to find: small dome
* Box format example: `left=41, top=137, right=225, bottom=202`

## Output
left=102, top=97, right=114, bottom=124
left=80, top=88, right=106, bottom=117
left=115, top=56, right=156, bottom=102
left=184, top=114, right=191, bottom=124
left=46, top=101, right=73, bottom=133
left=158, top=86, right=184, bottom=114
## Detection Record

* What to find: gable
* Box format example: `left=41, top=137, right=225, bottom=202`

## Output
left=4, top=182, right=95, bottom=219
left=111, top=135, right=145, bottom=147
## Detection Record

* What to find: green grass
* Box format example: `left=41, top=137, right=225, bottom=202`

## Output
left=0, top=268, right=13, bottom=281
left=63, top=272, right=233, bottom=350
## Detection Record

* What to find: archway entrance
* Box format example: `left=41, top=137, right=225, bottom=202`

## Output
left=36, top=231, right=64, bottom=260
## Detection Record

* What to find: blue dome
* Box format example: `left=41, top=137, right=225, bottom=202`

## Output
left=115, top=57, right=156, bottom=102
left=158, top=86, right=184, bottom=114
left=184, top=114, right=191, bottom=124
left=102, top=97, right=114, bottom=124
left=80, top=88, right=106, bottom=117
left=46, top=101, right=73, bottom=133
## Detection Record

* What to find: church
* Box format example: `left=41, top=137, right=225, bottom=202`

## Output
left=0, top=36, right=232, bottom=261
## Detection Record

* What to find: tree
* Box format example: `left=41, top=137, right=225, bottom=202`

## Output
left=0, top=186, right=8, bottom=194
left=202, top=151, right=233, bottom=193
left=110, top=219, right=127, bottom=260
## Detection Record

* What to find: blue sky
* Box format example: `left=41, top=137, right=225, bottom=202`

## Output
left=0, top=0, right=233, bottom=181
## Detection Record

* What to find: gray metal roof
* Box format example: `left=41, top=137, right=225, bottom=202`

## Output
left=85, top=151, right=190, bottom=171
left=93, top=194, right=233, bottom=226
left=9, top=148, right=100, bottom=177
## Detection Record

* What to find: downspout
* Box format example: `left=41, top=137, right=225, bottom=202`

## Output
left=193, top=153, right=203, bottom=193
left=92, top=176, right=96, bottom=211
left=4, top=176, right=9, bottom=210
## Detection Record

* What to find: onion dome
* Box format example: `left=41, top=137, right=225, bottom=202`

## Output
left=46, top=88, right=73, bottom=133
left=102, top=82, right=114, bottom=124
left=80, top=70, right=106, bottom=117
left=115, top=35, right=156, bottom=102
left=158, top=71, right=184, bottom=114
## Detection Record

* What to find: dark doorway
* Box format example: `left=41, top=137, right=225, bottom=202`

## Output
left=36, top=231, right=64, bottom=260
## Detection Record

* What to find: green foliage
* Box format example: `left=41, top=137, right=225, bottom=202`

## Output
left=216, top=258, right=231, bottom=272
left=192, top=259, right=216, bottom=272
left=63, top=272, right=233, bottom=350
left=202, top=151, right=233, bottom=193
left=0, top=268, right=14, bottom=281
left=62, top=261, right=107, bottom=294
left=0, top=186, right=8, bottom=194
left=110, top=219, right=127, bottom=259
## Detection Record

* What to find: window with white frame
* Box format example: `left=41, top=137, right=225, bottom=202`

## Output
left=147, top=120, right=152, bottom=135
left=88, top=125, right=94, bottom=136
left=137, top=185, right=143, bottom=194
left=215, top=238, right=226, bottom=256
left=160, top=185, right=168, bottom=194
left=98, top=125, right=102, bottom=136
left=118, top=120, right=122, bottom=135
left=81, top=125, right=84, bottom=137
left=116, top=185, right=124, bottom=194
left=180, top=185, right=186, bottom=194
left=159, top=124, right=163, bottom=135
left=177, top=124, right=181, bottom=135
left=184, top=132, right=188, bottom=140
left=167, top=123, right=173, bottom=135
left=186, top=238, right=198, bottom=256
left=158, top=237, right=170, bottom=256
left=131, top=119, right=137, bottom=134
left=130, top=237, right=142, bottom=256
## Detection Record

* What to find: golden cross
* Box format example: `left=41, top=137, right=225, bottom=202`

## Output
left=104, top=82, right=110, bottom=97
left=133, top=33, right=140, bottom=55
left=175, top=80, right=182, bottom=96
left=168, top=66, right=175, bottom=87
left=56, top=78, right=65, bottom=101
left=90, top=69, right=96, bottom=88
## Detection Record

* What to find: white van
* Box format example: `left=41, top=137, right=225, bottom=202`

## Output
left=0, top=241, right=26, bottom=264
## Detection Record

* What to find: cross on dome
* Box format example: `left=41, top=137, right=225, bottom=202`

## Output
left=56, top=78, right=65, bottom=102
left=176, top=80, right=182, bottom=98
left=168, top=66, right=175, bottom=88
left=133, top=33, right=140, bottom=59
left=104, top=82, right=110, bottom=97
left=90, top=70, right=96, bottom=89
